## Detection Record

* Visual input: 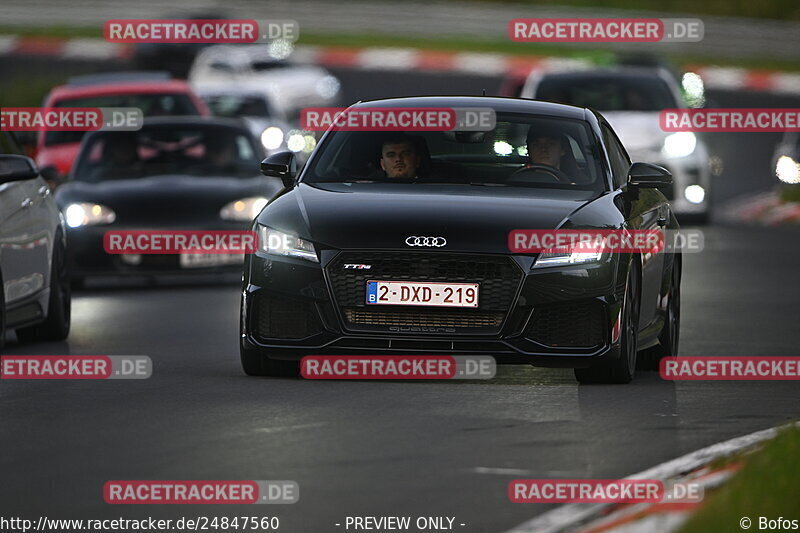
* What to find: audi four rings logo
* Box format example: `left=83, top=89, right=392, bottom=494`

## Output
left=405, top=236, right=447, bottom=247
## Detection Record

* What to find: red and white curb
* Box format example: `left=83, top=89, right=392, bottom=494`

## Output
left=502, top=423, right=798, bottom=533
left=2, top=35, right=800, bottom=95
left=722, top=191, right=800, bottom=226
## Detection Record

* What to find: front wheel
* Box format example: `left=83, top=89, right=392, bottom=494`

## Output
left=16, top=237, right=71, bottom=342
left=639, top=258, right=681, bottom=370
left=575, top=262, right=640, bottom=384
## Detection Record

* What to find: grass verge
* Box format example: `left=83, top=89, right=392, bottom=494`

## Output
left=678, top=424, right=800, bottom=533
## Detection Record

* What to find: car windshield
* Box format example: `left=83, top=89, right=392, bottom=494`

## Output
left=303, top=112, right=605, bottom=191
left=536, top=74, right=678, bottom=111
left=44, top=93, right=200, bottom=146
left=202, top=94, right=272, bottom=118
left=73, top=124, right=261, bottom=182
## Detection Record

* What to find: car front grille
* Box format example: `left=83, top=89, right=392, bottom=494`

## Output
left=327, top=252, right=522, bottom=335
left=345, top=309, right=504, bottom=328
left=252, top=292, right=323, bottom=341
left=524, top=300, right=606, bottom=347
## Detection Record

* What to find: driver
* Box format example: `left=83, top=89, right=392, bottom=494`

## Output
left=205, top=135, right=239, bottom=168
left=521, top=125, right=588, bottom=184
left=527, top=126, right=568, bottom=170
left=95, top=133, right=143, bottom=179
left=379, top=135, right=421, bottom=179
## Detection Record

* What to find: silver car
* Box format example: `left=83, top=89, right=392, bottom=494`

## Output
left=0, top=132, right=70, bottom=352
left=521, top=66, right=712, bottom=222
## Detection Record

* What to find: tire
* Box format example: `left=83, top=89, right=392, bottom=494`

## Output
left=240, top=346, right=300, bottom=377
left=16, top=237, right=71, bottom=342
left=0, top=273, right=6, bottom=354
left=639, top=257, right=681, bottom=370
left=575, top=261, right=640, bottom=385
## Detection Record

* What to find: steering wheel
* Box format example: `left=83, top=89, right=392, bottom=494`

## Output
left=508, top=164, right=575, bottom=184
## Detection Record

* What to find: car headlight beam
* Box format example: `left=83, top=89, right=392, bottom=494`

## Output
left=662, top=132, right=697, bottom=158
left=261, top=126, right=285, bottom=151
left=220, top=197, right=269, bottom=222
left=258, top=225, right=318, bottom=262
left=64, top=202, right=116, bottom=228
left=532, top=250, right=604, bottom=268
left=684, top=185, right=706, bottom=204
left=776, top=155, right=800, bottom=184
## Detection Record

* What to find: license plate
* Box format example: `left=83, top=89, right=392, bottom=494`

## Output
left=179, top=253, right=243, bottom=269
left=366, top=281, right=479, bottom=308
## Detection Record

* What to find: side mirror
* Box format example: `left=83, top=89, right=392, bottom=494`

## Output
left=39, top=165, right=63, bottom=185
left=260, top=151, right=297, bottom=189
left=627, top=162, right=673, bottom=188
left=0, top=154, right=39, bottom=184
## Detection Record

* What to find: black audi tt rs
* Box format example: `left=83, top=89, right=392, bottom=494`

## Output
left=240, top=97, right=681, bottom=384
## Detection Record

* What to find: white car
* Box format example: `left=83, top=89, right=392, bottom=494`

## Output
left=188, top=44, right=341, bottom=121
left=521, top=67, right=712, bottom=221
left=194, top=84, right=301, bottom=157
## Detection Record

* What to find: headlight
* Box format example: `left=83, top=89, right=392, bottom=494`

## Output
left=316, top=75, right=341, bottom=99
left=220, top=197, right=269, bottom=222
left=261, top=126, right=285, bottom=151
left=662, top=132, right=697, bottom=158
left=258, top=225, right=318, bottom=262
left=776, top=155, right=800, bottom=184
left=532, top=250, right=604, bottom=268
left=286, top=130, right=306, bottom=152
left=684, top=185, right=706, bottom=204
left=64, top=203, right=116, bottom=228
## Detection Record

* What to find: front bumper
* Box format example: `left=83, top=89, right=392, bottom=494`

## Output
left=65, top=224, right=247, bottom=277
left=241, top=249, right=627, bottom=367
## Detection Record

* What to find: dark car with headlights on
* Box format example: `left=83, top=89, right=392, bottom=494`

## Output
left=56, top=117, right=281, bottom=284
left=241, top=97, right=682, bottom=384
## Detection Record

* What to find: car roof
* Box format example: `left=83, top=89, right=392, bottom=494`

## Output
left=536, top=66, right=673, bottom=82
left=47, top=79, right=196, bottom=103
left=349, top=96, right=589, bottom=120
left=139, top=116, right=250, bottom=129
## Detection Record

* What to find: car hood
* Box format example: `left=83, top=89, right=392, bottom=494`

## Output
left=602, top=112, right=666, bottom=154
left=262, top=182, right=601, bottom=253
left=56, top=174, right=283, bottom=226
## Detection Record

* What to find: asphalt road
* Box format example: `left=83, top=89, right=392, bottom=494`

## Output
left=2, top=68, right=800, bottom=532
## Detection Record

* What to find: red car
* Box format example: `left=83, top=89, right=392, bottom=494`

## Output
left=36, top=72, right=210, bottom=179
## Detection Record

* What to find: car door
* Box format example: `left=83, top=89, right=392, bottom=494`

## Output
left=0, top=132, right=52, bottom=307
left=602, top=122, right=667, bottom=330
